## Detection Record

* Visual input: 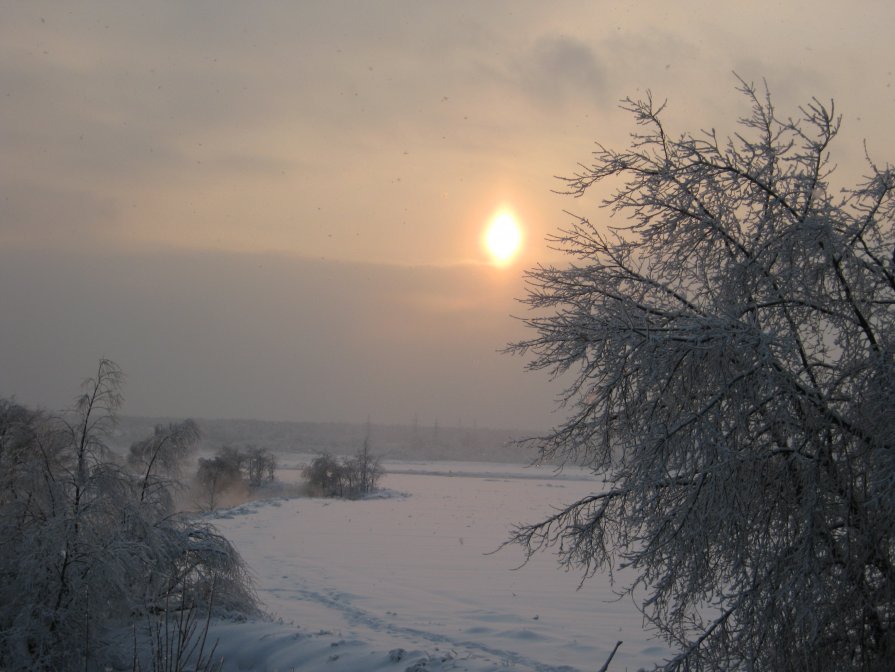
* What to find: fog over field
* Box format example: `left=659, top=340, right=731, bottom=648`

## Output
left=111, top=415, right=539, bottom=464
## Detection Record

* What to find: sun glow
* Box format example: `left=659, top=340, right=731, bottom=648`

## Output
left=483, top=211, right=523, bottom=266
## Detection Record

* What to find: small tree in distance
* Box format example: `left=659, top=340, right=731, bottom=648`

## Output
left=194, top=444, right=278, bottom=510
left=351, top=431, right=383, bottom=495
left=509, top=79, right=895, bottom=670
left=195, top=454, right=243, bottom=511
left=302, top=452, right=344, bottom=497
left=303, top=441, right=383, bottom=499
left=244, top=445, right=277, bottom=488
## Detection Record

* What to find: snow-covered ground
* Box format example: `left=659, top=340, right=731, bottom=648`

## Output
left=205, top=461, right=668, bottom=671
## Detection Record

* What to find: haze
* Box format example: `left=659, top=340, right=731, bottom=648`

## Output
left=2, top=1, right=894, bottom=431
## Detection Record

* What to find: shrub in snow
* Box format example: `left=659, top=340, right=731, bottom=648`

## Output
left=194, top=444, right=277, bottom=511
left=303, top=440, right=383, bottom=499
left=0, top=360, right=257, bottom=671
left=509, top=80, right=895, bottom=670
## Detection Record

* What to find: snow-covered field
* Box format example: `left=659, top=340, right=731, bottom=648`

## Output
left=205, top=461, right=668, bottom=671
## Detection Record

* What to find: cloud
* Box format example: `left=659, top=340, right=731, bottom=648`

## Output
left=518, top=35, right=608, bottom=108
left=0, top=180, right=120, bottom=246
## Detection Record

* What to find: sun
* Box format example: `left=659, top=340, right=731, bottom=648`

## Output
left=483, top=211, right=523, bottom=266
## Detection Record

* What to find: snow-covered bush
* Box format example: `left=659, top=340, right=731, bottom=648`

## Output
left=0, top=360, right=257, bottom=671
left=193, top=445, right=277, bottom=510
left=301, top=452, right=343, bottom=497
left=509, top=80, right=895, bottom=670
left=303, top=442, right=382, bottom=499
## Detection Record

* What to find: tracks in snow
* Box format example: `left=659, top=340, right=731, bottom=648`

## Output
left=273, top=582, right=579, bottom=672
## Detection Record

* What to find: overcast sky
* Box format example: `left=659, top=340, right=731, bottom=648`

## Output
left=3, top=2, right=894, bottom=431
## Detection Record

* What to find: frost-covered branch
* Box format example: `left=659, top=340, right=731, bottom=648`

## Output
left=510, top=81, right=895, bottom=670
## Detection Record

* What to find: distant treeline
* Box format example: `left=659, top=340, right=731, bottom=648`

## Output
left=111, top=417, right=538, bottom=463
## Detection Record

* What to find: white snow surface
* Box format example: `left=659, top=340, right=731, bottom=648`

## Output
left=204, top=461, right=668, bottom=671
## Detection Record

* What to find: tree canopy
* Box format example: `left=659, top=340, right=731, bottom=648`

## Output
left=510, top=80, right=895, bottom=670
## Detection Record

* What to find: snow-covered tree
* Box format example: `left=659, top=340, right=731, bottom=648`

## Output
left=128, top=418, right=201, bottom=479
left=193, top=444, right=277, bottom=509
left=350, top=430, right=383, bottom=496
left=0, top=361, right=257, bottom=671
left=243, top=445, right=277, bottom=488
left=302, top=452, right=345, bottom=497
left=509, top=80, right=895, bottom=670
left=303, top=443, right=382, bottom=499
left=195, top=452, right=244, bottom=511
